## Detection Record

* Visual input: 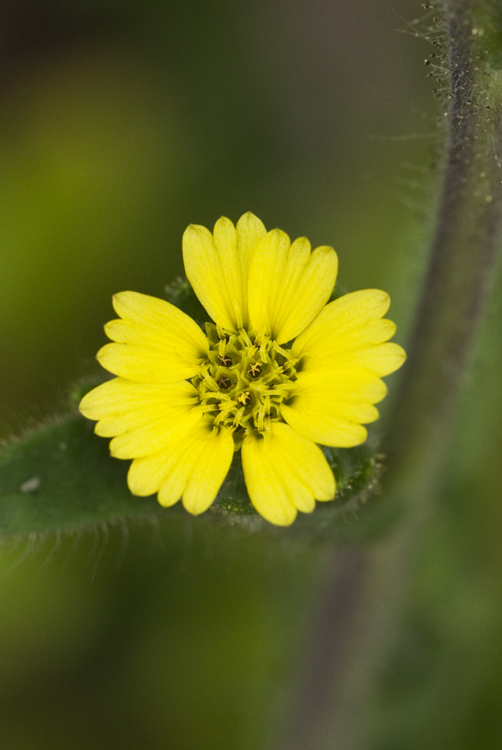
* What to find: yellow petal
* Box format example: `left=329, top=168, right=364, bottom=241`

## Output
left=79, top=378, right=197, bottom=420
left=109, top=406, right=204, bottom=459
left=291, top=289, right=406, bottom=378
left=292, top=289, right=392, bottom=357
left=303, top=342, right=407, bottom=377
left=112, top=291, right=208, bottom=357
left=104, top=319, right=205, bottom=364
left=282, top=362, right=392, bottom=447
left=128, top=450, right=176, bottom=497
left=236, top=212, right=268, bottom=316
left=241, top=423, right=335, bottom=526
left=294, top=319, right=396, bottom=362
left=248, top=230, right=338, bottom=344
left=96, top=291, right=208, bottom=383
left=130, top=439, right=189, bottom=502
left=97, top=343, right=201, bottom=383
left=281, top=403, right=368, bottom=447
left=292, top=369, right=388, bottom=404
left=95, top=399, right=197, bottom=438
left=285, top=399, right=379, bottom=425
left=182, top=426, right=234, bottom=514
left=157, top=423, right=234, bottom=514
left=241, top=433, right=297, bottom=526
left=183, top=213, right=266, bottom=331
left=128, top=423, right=234, bottom=511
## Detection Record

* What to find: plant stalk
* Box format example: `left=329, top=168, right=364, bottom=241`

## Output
left=276, top=2, right=502, bottom=749
left=387, top=0, right=502, bottom=488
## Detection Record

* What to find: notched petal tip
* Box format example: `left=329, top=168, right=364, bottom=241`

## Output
left=314, top=244, right=338, bottom=266
left=111, top=290, right=161, bottom=320
left=371, top=342, right=407, bottom=376
left=267, top=226, right=291, bottom=244
left=264, top=506, right=298, bottom=527
left=238, top=210, right=262, bottom=222
left=181, top=496, right=210, bottom=516
left=213, top=214, right=235, bottom=233
left=112, top=290, right=136, bottom=310
left=78, top=390, right=98, bottom=419
left=96, top=343, right=118, bottom=373
left=182, top=222, right=212, bottom=245
left=236, top=212, right=267, bottom=251
left=103, top=319, right=122, bottom=341
left=393, top=343, right=407, bottom=363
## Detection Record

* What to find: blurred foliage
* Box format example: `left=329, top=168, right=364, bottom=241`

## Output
left=0, top=520, right=326, bottom=750
left=3, top=0, right=502, bottom=749
left=370, top=275, right=502, bottom=750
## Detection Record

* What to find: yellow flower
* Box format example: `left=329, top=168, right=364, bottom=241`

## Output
left=79, top=212, right=405, bottom=526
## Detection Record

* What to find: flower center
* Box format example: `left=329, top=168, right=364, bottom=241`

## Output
left=191, top=323, right=299, bottom=448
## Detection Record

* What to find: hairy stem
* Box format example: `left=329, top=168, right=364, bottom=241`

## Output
left=388, top=0, right=502, bottom=486
left=277, top=2, right=502, bottom=749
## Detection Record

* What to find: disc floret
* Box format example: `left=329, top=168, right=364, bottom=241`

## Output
left=192, top=323, right=299, bottom=447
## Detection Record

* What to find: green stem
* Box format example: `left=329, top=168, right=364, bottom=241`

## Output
left=388, top=0, right=502, bottom=488
left=276, top=3, right=502, bottom=749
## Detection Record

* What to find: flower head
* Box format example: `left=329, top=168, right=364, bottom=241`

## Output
left=79, top=212, right=406, bottom=526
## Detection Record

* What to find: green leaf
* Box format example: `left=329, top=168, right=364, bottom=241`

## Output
left=0, top=415, right=158, bottom=539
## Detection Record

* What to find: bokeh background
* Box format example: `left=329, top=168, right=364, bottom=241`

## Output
left=2, top=1, right=502, bottom=748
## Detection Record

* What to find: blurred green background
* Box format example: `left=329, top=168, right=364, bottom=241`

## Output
left=2, top=0, right=502, bottom=748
